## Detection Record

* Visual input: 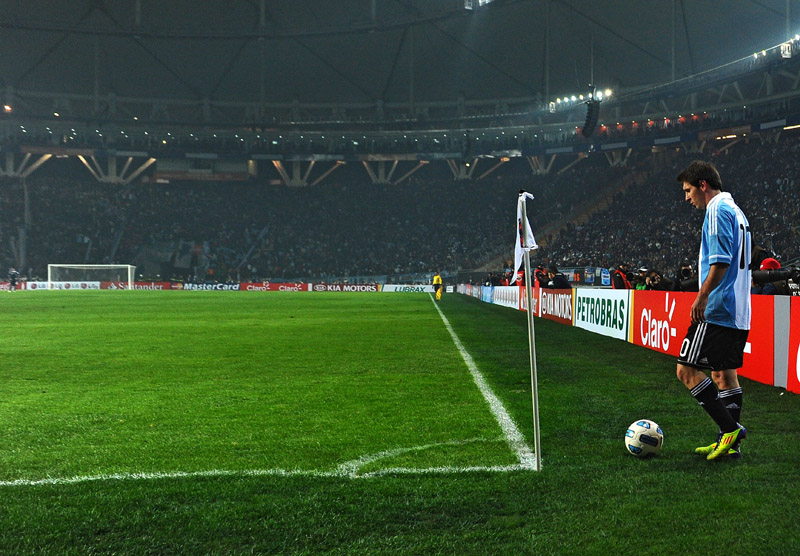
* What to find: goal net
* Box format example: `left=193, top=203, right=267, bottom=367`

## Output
left=47, top=264, right=136, bottom=289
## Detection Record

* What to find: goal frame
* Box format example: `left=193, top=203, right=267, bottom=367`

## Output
left=47, top=264, right=136, bottom=290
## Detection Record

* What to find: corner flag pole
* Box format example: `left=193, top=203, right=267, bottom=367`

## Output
left=519, top=191, right=542, bottom=471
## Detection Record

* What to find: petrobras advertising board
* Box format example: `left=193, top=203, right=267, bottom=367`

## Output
left=573, top=288, right=629, bottom=340
left=381, top=285, right=435, bottom=293
left=492, top=286, right=519, bottom=310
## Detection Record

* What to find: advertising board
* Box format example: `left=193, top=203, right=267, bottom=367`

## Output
left=573, top=288, right=629, bottom=340
left=492, top=286, right=519, bottom=310
left=630, top=290, right=692, bottom=356
left=738, top=295, right=775, bottom=386
left=539, top=288, right=573, bottom=325
left=381, top=285, right=434, bottom=293
left=786, top=297, right=800, bottom=394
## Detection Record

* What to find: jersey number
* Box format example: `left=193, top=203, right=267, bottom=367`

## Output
left=739, top=223, right=751, bottom=270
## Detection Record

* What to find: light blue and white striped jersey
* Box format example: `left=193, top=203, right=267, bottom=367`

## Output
left=699, top=192, right=751, bottom=330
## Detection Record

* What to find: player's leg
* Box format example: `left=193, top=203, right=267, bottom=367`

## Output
left=677, top=363, right=738, bottom=433
left=713, top=369, right=742, bottom=424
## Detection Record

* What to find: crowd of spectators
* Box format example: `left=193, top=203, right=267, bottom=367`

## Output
left=0, top=155, right=617, bottom=281
left=536, top=134, right=800, bottom=283
left=2, top=134, right=798, bottom=284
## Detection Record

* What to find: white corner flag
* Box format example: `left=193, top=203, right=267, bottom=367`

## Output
left=514, top=191, right=538, bottom=278
left=515, top=190, right=542, bottom=471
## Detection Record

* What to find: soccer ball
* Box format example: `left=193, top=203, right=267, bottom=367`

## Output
left=625, top=419, right=664, bottom=457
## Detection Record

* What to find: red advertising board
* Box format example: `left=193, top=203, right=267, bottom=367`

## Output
left=539, top=288, right=573, bottom=325
left=518, top=285, right=540, bottom=315
left=788, top=297, right=800, bottom=394
left=630, top=290, right=693, bottom=356
left=241, top=283, right=308, bottom=292
left=738, top=295, right=775, bottom=386
left=631, top=291, right=775, bottom=386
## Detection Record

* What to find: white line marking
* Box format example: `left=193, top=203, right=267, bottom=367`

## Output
left=429, top=295, right=537, bottom=470
left=0, top=438, right=522, bottom=488
left=1, top=298, right=539, bottom=488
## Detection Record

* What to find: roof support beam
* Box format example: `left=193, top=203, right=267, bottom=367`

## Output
left=393, top=161, right=427, bottom=185
left=310, top=161, right=344, bottom=186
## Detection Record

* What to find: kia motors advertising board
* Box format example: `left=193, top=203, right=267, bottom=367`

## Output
left=574, top=288, right=629, bottom=340
left=539, top=288, right=573, bottom=325
left=311, top=284, right=380, bottom=292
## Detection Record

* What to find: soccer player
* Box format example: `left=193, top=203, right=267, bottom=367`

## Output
left=432, top=271, right=443, bottom=301
left=675, top=161, right=751, bottom=460
left=7, top=267, right=20, bottom=292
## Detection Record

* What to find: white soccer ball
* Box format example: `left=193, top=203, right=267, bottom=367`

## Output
left=625, top=419, right=664, bottom=458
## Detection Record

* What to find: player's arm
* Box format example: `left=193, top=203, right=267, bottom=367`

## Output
left=691, top=263, right=728, bottom=323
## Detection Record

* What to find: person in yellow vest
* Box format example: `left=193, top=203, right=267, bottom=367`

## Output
left=433, top=271, right=443, bottom=300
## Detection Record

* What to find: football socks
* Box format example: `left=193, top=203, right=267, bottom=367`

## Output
left=719, top=387, right=743, bottom=424
left=690, top=377, right=738, bottom=433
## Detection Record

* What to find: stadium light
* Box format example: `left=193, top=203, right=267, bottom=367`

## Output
left=464, top=0, right=495, bottom=9
left=3, top=104, right=11, bottom=113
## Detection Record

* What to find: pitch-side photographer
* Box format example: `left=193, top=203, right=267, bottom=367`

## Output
left=751, top=258, right=795, bottom=295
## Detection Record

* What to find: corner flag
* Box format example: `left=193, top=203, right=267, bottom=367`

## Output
left=515, top=190, right=542, bottom=471
left=514, top=191, right=538, bottom=277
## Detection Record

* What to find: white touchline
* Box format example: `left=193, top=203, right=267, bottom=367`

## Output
left=429, top=295, right=537, bottom=469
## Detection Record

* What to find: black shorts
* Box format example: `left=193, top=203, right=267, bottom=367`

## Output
left=677, top=322, right=749, bottom=371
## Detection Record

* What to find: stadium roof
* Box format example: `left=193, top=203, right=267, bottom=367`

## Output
left=2, top=0, right=798, bottom=108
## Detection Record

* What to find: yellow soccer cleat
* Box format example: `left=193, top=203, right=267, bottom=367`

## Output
left=707, top=426, right=746, bottom=460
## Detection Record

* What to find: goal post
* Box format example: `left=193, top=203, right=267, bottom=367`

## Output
left=47, top=264, right=136, bottom=289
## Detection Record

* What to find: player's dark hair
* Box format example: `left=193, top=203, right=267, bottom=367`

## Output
left=676, top=160, right=723, bottom=191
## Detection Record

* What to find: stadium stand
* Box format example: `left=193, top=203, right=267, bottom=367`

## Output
left=2, top=134, right=798, bottom=283
left=536, top=135, right=800, bottom=276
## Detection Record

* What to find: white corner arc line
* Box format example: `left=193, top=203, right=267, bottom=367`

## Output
left=429, top=295, right=537, bottom=470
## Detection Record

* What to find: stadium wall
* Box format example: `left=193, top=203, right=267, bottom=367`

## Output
left=458, top=284, right=800, bottom=395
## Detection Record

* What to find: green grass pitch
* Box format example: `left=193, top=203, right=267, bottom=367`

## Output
left=1, top=291, right=799, bottom=554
